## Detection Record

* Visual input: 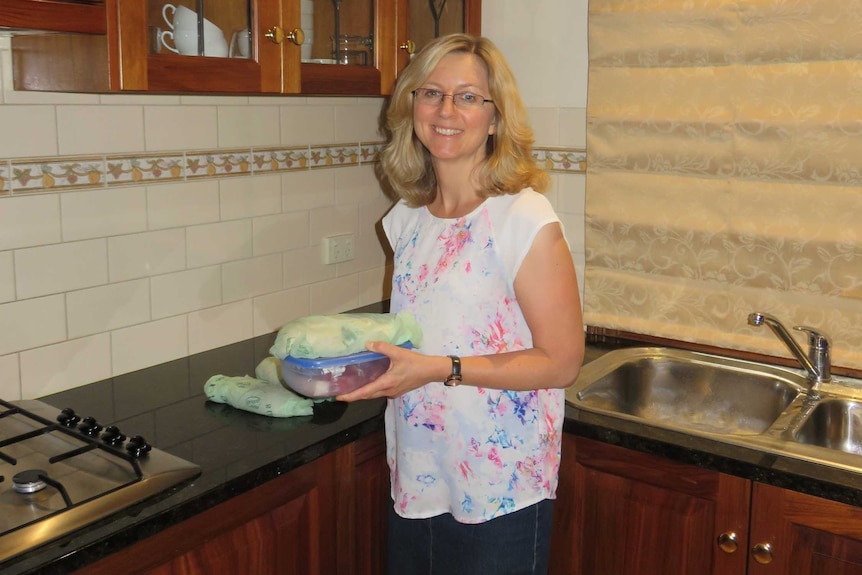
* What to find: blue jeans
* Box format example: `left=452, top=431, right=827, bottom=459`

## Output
left=387, top=499, right=554, bottom=575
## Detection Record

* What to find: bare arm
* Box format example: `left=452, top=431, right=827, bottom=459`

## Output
left=337, top=222, right=584, bottom=401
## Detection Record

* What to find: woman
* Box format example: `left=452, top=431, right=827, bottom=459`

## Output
left=337, top=33, right=584, bottom=575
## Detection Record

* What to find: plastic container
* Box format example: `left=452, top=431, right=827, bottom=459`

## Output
left=281, top=344, right=411, bottom=398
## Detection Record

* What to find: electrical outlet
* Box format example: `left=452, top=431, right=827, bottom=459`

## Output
left=322, top=233, right=355, bottom=264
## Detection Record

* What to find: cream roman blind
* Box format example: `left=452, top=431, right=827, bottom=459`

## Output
left=583, top=0, right=862, bottom=370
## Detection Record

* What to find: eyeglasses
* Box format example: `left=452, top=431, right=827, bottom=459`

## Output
left=412, top=88, right=494, bottom=109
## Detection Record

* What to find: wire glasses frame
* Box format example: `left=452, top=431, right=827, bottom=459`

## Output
left=412, top=88, right=495, bottom=109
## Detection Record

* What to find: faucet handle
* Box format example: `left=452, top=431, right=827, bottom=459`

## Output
left=794, top=325, right=831, bottom=384
left=794, top=325, right=830, bottom=350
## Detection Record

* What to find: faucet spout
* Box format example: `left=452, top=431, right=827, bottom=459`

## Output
left=748, top=312, right=831, bottom=393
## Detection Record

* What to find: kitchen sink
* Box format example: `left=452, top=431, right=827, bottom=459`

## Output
left=792, top=399, right=862, bottom=456
left=570, top=347, right=808, bottom=436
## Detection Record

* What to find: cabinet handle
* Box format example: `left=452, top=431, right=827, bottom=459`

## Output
left=752, top=542, right=773, bottom=565
left=399, top=40, right=416, bottom=54
left=716, top=531, right=738, bottom=554
left=265, top=27, right=304, bottom=46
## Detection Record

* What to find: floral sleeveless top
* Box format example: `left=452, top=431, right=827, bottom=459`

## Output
left=381, top=189, right=567, bottom=524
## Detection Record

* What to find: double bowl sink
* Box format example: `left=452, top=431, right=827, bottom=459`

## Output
left=566, top=347, right=862, bottom=472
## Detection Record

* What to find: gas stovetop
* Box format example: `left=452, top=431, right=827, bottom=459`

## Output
left=0, top=398, right=200, bottom=564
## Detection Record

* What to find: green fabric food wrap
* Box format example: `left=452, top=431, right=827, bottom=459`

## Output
left=204, top=374, right=314, bottom=418
left=269, top=311, right=423, bottom=360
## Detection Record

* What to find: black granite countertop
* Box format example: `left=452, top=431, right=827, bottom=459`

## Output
left=3, top=331, right=862, bottom=574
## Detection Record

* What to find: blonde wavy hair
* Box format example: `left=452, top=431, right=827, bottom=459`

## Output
left=379, top=33, right=548, bottom=207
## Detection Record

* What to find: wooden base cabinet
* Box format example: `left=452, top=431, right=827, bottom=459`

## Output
left=550, top=434, right=750, bottom=575
left=551, top=434, right=862, bottom=575
left=72, top=431, right=389, bottom=575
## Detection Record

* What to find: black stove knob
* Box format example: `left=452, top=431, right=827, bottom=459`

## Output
left=78, top=416, right=103, bottom=437
left=126, top=435, right=152, bottom=458
left=101, top=425, right=126, bottom=447
left=57, top=408, right=81, bottom=428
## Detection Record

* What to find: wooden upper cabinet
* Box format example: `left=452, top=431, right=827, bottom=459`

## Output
left=111, top=0, right=300, bottom=93
left=6, top=0, right=481, bottom=95
left=0, top=0, right=107, bottom=34
left=394, top=0, right=482, bottom=80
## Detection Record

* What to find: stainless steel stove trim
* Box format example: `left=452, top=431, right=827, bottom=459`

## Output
left=0, top=400, right=201, bottom=565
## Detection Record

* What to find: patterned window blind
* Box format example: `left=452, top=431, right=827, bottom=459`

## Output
left=583, top=0, right=862, bottom=370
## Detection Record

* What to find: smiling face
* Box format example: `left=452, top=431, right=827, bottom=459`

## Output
left=412, top=52, right=497, bottom=171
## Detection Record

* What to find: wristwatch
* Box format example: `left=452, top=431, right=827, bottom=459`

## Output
left=444, top=355, right=462, bottom=387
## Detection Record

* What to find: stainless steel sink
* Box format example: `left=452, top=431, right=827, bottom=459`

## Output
left=792, top=399, right=862, bottom=455
left=570, top=347, right=809, bottom=436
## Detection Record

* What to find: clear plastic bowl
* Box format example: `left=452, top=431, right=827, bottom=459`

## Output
left=281, top=344, right=411, bottom=398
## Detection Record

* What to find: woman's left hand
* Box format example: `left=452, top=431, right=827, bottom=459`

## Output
left=335, top=341, right=442, bottom=401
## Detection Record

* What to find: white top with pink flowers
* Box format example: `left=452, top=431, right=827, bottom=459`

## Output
left=381, top=188, right=568, bottom=524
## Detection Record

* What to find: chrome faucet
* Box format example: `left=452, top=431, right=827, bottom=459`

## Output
left=748, top=312, right=831, bottom=394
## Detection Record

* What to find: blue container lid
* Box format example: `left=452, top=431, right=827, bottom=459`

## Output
left=283, top=342, right=413, bottom=368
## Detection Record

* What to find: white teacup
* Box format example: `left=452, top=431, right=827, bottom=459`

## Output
left=229, top=28, right=251, bottom=58
left=162, top=4, right=224, bottom=38
left=160, top=29, right=228, bottom=57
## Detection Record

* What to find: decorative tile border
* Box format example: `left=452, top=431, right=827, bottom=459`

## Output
left=0, top=143, right=585, bottom=197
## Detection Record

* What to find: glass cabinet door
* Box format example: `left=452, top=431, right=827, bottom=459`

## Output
left=395, top=0, right=480, bottom=75
left=114, top=0, right=301, bottom=93
left=150, top=0, right=252, bottom=60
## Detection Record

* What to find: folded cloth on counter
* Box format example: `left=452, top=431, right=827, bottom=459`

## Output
left=254, top=356, right=283, bottom=386
left=204, top=374, right=314, bottom=418
left=269, top=311, right=423, bottom=360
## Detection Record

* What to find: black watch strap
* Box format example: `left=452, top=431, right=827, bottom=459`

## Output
left=444, top=355, right=462, bottom=387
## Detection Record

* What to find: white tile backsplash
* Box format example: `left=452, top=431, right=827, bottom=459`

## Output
left=0, top=295, right=66, bottom=356
left=222, top=253, right=283, bottom=303
left=334, top=101, right=386, bottom=142
left=0, top=353, right=20, bottom=400
left=188, top=299, right=253, bottom=355
left=66, top=279, right=151, bottom=338
left=282, top=169, right=336, bottom=211
left=283, top=246, right=336, bottom=288
left=0, top=251, right=13, bottom=303
left=144, top=105, right=219, bottom=151
left=252, top=212, right=310, bottom=256
left=186, top=219, right=252, bottom=268
left=309, top=205, right=358, bottom=246
left=219, top=174, right=282, bottom=220
left=20, top=334, right=111, bottom=397
left=61, top=186, right=148, bottom=241
left=253, top=286, right=311, bottom=336
left=107, top=228, right=187, bottom=282
left=111, top=315, right=188, bottom=376
left=0, top=105, right=58, bottom=158
left=0, top=195, right=61, bottom=251
left=218, top=105, right=281, bottom=148
left=151, top=265, right=223, bottom=320
left=14, top=239, right=108, bottom=299
left=57, top=105, right=146, bottom=155
left=147, top=180, right=220, bottom=230
left=280, top=105, right=335, bottom=145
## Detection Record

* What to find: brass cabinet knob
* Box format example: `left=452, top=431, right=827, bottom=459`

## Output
left=265, top=27, right=304, bottom=46
left=265, top=26, right=285, bottom=44
left=717, top=531, right=738, bottom=554
left=399, top=40, right=416, bottom=54
left=752, top=542, right=773, bottom=565
left=286, top=28, right=304, bottom=46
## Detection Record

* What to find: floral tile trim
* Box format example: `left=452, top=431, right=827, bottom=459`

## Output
left=107, top=153, right=185, bottom=185
left=0, top=161, right=9, bottom=196
left=0, top=143, right=586, bottom=198
left=10, top=156, right=104, bottom=193
left=252, top=147, right=309, bottom=172
left=309, top=144, right=360, bottom=168
left=536, top=148, right=587, bottom=173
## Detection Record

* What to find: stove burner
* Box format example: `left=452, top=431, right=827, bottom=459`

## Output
left=12, top=469, right=48, bottom=494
